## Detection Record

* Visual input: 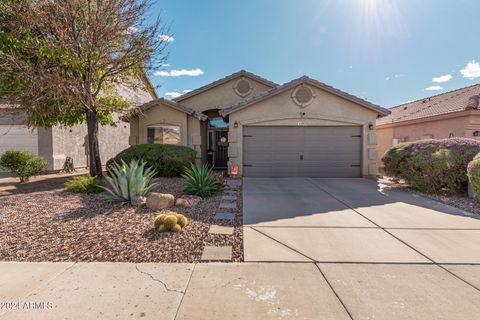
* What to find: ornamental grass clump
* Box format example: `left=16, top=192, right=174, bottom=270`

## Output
left=181, top=163, right=223, bottom=198
left=101, top=159, right=157, bottom=204
left=154, top=212, right=188, bottom=233
left=382, top=138, right=480, bottom=194
left=65, top=175, right=103, bottom=193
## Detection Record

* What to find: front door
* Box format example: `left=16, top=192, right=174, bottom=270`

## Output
left=207, top=129, right=229, bottom=169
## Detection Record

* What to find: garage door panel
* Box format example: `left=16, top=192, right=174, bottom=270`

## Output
left=243, top=166, right=299, bottom=177
left=0, top=126, right=38, bottom=155
left=243, top=126, right=361, bottom=178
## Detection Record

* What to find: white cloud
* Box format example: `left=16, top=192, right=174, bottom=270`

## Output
left=126, top=26, right=138, bottom=34
left=158, top=34, right=174, bottom=43
left=461, top=60, right=480, bottom=79
left=432, top=74, right=452, bottom=83
left=385, top=74, right=405, bottom=81
left=160, top=63, right=171, bottom=67
left=164, top=89, right=193, bottom=99
left=425, top=85, right=444, bottom=91
left=154, top=68, right=204, bottom=77
left=164, top=91, right=183, bottom=98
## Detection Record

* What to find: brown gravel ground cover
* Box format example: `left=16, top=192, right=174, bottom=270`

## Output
left=378, top=176, right=480, bottom=216
left=0, top=176, right=243, bottom=263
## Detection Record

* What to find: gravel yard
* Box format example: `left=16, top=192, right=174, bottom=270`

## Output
left=378, top=176, right=480, bottom=216
left=0, top=176, right=243, bottom=262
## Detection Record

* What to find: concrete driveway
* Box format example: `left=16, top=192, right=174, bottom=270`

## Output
left=243, top=177, right=480, bottom=263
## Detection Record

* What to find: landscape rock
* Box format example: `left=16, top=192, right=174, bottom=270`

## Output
left=130, top=196, right=146, bottom=207
left=176, top=195, right=202, bottom=207
left=146, top=193, right=175, bottom=210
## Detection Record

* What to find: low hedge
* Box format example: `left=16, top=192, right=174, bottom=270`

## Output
left=106, top=144, right=196, bottom=177
left=382, top=138, right=480, bottom=194
left=467, top=154, right=480, bottom=199
left=0, top=150, right=47, bottom=183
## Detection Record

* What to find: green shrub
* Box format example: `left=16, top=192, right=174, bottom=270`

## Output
left=0, top=150, right=47, bottom=183
left=101, top=159, right=157, bottom=204
left=467, top=154, right=480, bottom=199
left=106, top=144, right=196, bottom=177
left=65, top=175, right=103, bottom=193
left=382, top=138, right=480, bottom=194
left=182, top=163, right=223, bottom=198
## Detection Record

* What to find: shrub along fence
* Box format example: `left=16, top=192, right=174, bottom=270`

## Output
left=382, top=138, right=480, bottom=195
left=467, top=153, right=480, bottom=199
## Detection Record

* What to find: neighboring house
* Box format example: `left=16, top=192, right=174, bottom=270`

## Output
left=0, top=83, right=156, bottom=172
left=128, top=70, right=389, bottom=178
left=376, top=84, right=480, bottom=167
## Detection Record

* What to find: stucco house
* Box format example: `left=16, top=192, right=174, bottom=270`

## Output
left=376, top=84, right=480, bottom=167
left=0, top=83, right=156, bottom=172
left=128, top=70, right=390, bottom=178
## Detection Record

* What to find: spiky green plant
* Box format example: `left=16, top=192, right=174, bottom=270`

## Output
left=181, top=163, right=223, bottom=198
left=101, top=159, right=157, bottom=204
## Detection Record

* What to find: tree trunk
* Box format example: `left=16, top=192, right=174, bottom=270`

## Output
left=86, top=109, right=103, bottom=177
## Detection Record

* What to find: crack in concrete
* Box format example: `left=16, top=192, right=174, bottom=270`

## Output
left=135, top=265, right=184, bottom=294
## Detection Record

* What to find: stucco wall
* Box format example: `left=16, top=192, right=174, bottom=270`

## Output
left=179, top=77, right=272, bottom=112
left=227, top=85, right=380, bottom=177
left=129, top=102, right=203, bottom=160
left=47, top=114, right=130, bottom=170
left=132, top=103, right=188, bottom=146
left=376, top=113, right=477, bottom=167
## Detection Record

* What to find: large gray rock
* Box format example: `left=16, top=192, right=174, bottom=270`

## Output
left=175, top=195, right=202, bottom=207
left=146, top=193, right=175, bottom=210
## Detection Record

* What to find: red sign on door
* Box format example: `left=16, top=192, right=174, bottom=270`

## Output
left=231, top=165, right=238, bottom=175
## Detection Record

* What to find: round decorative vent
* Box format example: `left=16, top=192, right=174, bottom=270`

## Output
left=234, top=77, right=253, bottom=97
left=292, top=84, right=315, bottom=107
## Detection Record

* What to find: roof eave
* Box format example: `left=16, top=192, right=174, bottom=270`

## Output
left=220, top=77, right=389, bottom=116
left=173, top=70, right=278, bottom=102
left=124, top=98, right=207, bottom=121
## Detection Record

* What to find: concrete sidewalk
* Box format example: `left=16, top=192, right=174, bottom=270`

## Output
left=1, top=261, right=480, bottom=320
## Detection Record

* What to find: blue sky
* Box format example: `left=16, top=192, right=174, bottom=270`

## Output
left=148, top=0, right=480, bottom=108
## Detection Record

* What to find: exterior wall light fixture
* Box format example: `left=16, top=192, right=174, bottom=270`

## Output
left=368, top=123, right=374, bottom=130
left=234, top=121, right=239, bottom=128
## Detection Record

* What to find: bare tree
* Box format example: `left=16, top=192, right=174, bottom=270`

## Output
left=0, top=0, right=169, bottom=177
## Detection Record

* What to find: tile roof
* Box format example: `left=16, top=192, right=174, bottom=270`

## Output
left=125, top=97, right=207, bottom=121
left=377, top=84, right=480, bottom=126
left=172, top=70, right=278, bottom=102
left=219, top=76, right=390, bottom=116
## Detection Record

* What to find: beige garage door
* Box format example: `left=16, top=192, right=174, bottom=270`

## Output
left=0, top=125, right=38, bottom=155
left=243, top=126, right=362, bottom=177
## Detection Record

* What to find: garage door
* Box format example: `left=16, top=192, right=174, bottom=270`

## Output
left=243, top=126, right=361, bottom=177
left=0, top=125, right=38, bottom=155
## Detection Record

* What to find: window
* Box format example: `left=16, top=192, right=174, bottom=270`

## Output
left=147, top=125, right=180, bottom=145
left=208, top=117, right=229, bottom=128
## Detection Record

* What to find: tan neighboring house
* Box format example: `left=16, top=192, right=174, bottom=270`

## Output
left=0, top=83, right=156, bottom=172
left=376, top=83, right=480, bottom=167
left=128, top=70, right=390, bottom=178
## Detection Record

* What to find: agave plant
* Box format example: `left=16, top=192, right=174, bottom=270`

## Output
left=101, top=159, right=157, bottom=203
left=182, top=163, right=223, bottom=198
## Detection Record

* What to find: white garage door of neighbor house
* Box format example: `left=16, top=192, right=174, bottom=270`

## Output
left=0, top=125, right=38, bottom=156
left=243, top=126, right=362, bottom=178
